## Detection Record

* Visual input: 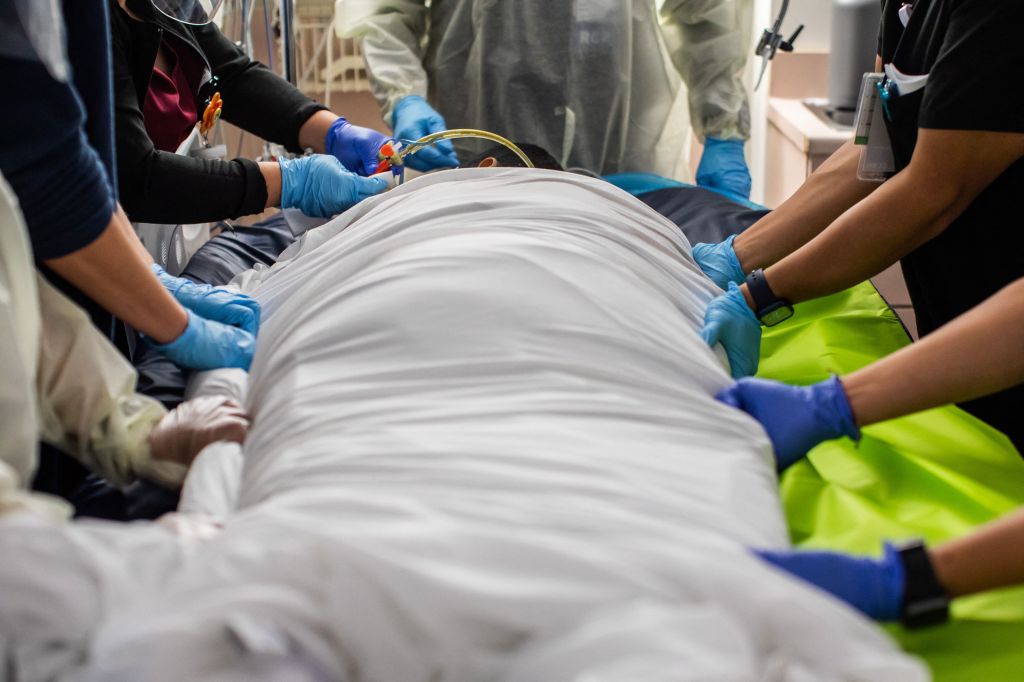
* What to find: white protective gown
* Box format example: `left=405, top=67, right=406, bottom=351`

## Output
left=336, top=0, right=753, bottom=179
left=0, top=173, right=182, bottom=514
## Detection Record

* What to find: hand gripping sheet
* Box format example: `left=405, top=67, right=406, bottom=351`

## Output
left=759, top=283, right=1024, bottom=682
left=0, top=169, right=924, bottom=680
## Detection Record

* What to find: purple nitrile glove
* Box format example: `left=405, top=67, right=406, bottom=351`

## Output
left=716, top=375, right=860, bottom=471
left=325, top=116, right=392, bottom=177
left=755, top=542, right=905, bottom=621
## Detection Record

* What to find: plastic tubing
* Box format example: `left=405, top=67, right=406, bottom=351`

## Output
left=397, top=129, right=535, bottom=176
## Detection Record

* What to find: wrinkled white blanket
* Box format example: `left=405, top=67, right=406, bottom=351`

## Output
left=0, top=169, right=926, bottom=681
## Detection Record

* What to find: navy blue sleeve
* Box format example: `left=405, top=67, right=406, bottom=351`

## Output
left=0, top=56, right=115, bottom=260
left=64, top=0, right=118, bottom=196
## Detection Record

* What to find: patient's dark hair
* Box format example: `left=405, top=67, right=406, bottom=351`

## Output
left=460, top=143, right=564, bottom=171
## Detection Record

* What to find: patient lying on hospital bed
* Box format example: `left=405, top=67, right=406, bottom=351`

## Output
left=0, top=168, right=926, bottom=680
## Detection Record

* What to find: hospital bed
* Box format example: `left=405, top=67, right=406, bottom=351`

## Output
left=212, top=175, right=1024, bottom=681
left=58, top=171, right=1024, bottom=678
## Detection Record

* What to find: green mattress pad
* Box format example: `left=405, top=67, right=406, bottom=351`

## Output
left=757, top=282, right=1024, bottom=681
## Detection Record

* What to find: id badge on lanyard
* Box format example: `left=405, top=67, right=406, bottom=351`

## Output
left=852, top=72, right=896, bottom=182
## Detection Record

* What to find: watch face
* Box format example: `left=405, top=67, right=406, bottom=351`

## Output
left=760, top=303, right=794, bottom=327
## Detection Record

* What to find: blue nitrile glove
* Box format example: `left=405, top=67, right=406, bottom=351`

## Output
left=149, top=309, right=256, bottom=371
left=324, top=116, right=392, bottom=177
left=279, top=154, right=387, bottom=218
left=755, top=542, right=905, bottom=621
left=700, top=281, right=761, bottom=378
left=696, top=138, right=752, bottom=200
left=391, top=95, right=459, bottom=171
left=715, top=375, right=861, bottom=471
left=693, top=235, right=745, bottom=291
left=151, top=264, right=260, bottom=335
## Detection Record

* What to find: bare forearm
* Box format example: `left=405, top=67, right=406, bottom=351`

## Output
left=297, top=110, right=340, bottom=154
left=760, top=164, right=956, bottom=306
left=259, top=162, right=282, bottom=209
left=931, top=508, right=1024, bottom=598
left=842, top=278, right=1024, bottom=426
left=755, top=128, right=1024, bottom=308
left=734, top=140, right=878, bottom=272
left=111, top=204, right=155, bottom=263
left=44, top=209, right=187, bottom=344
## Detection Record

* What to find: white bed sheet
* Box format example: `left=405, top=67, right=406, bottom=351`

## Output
left=0, top=168, right=926, bottom=681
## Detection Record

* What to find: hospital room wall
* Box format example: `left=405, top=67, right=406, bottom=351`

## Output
left=746, top=0, right=834, bottom=205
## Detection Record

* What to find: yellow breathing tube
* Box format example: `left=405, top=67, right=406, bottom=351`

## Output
left=378, top=128, right=534, bottom=184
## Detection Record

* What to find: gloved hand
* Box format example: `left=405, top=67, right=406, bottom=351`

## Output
left=148, top=396, right=249, bottom=467
left=700, top=281, right=761, bottom=378
left=715, top=376, right=861, bottom=471
left=391, top=95, right=459, bottom=171
left=150, top=309, right=256, bottom=371
left=696, top=138, right=752, bottom=200
left=755, top=543, right=905, bottom=621
left=324, top=116, right=392, bottom=177
left=693, top=234, right=745, bottom=290
left=279, top=154, right=387, bottom=218
left=151, top=264, right=260, bottom=335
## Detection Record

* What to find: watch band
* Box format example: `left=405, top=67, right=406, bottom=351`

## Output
left=896, top=540, right=950, bottom=629
left=745, top=268, right=776, bottom=313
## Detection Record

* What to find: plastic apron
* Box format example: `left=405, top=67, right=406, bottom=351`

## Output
left=344, top=0, right=692, bottom=179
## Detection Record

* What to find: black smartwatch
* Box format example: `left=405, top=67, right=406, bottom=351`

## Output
left=895, top=540, right=950, bottom=629
left=744, top=268, right=794, bottom=327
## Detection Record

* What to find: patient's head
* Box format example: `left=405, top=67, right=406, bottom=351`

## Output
left=460, top=143, right=564, bottom=171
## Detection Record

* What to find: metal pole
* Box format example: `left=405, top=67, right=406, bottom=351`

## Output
left=280, top=0, right=297, bottom=85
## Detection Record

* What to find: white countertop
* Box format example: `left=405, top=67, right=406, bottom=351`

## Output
left=768, top=98, right=851, bottom=155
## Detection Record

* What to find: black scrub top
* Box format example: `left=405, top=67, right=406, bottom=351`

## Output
left=878, top=0, right=1024, bottom=450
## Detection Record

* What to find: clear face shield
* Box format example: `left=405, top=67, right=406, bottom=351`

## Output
left=150, top=0, right=225, bottom=26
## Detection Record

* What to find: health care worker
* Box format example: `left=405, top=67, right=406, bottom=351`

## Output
left=695, top=0, right=1024, bottom=450
left=336, top=0, right=755, bottom=199
left=0, top=0, right=257, bottom=371
left=112, top=0, right=389, bottom=225
left=0, top=170, right=249, bottom=519
left=719, top=276, right=1024, bottom=628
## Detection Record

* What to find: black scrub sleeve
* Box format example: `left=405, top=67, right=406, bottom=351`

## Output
left=193, top=23, right=328, bottom=154
left=0, top=58, right=114, bottom=260
left=918, top=0, right=1024, bottom=133
left=111, top=15, right=269, bottom=224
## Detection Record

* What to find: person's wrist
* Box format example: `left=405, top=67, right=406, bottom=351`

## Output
left=392, top=94, right=425, bottom=129
left=815, top=376, right=861, bottom=441
left=706, top=136, right=742, bottom=149
left=324, top=115, right=349, bottom=158
left=260, top=161, right=283, bottom=209
left=739, top=283, right=756, bottom=312
left=151, top=305, right=190, bottom=346
left=731, top=233, right=750, bottom=275
left=717, top=235, right=746, bottom=284
left=298, top=109, right=339, bottom=153
left=878, top=542, right=908, bottom=621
